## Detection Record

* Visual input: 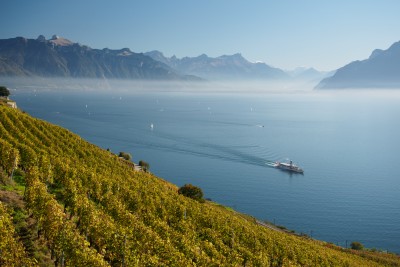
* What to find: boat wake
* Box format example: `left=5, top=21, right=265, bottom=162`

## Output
left=86, top=126, right=297, bottom=172
left=132, top=129, right=280, bottom=169
left=265, top=162, right=277, bottom=167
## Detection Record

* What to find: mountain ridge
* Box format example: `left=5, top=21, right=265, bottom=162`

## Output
left=0, top=35, right=197, bottom=80
left=0, top=35, right=330, bottom=83
left=316, top=41, right=400, bottom=89
left=145, top=50, right=289, bottom=80
left=3, top=35, right=398, bottom=87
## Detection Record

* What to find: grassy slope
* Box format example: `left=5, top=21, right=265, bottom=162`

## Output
left=0, top=104, right=399, bottom=266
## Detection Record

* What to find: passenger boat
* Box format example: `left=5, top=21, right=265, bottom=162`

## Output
left=274, top=160, right=304, bottom=173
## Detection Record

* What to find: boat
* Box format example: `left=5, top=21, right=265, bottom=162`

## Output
left=273, top=160, right=304, bottom=173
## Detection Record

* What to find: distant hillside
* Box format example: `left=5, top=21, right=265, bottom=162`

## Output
left=145, top=51, right=289, bottom=80
left=0, top=35, right=196, bottom=80
left=287, top=67, right=333, bottom=83
left=1, top=104, right=399, bottom=266
left=317, top=41, right=400, bottom=89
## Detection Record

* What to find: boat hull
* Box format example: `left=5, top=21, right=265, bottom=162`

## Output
left=274, top=162, right=304, bottom=173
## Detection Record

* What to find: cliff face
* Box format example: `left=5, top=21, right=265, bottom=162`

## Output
left=0, top=36, right=193, bottom=80
left=317, top=41, right=400, bottom=89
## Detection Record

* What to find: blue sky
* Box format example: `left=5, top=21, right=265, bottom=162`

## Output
left=2, top=0, right=400, bottom=71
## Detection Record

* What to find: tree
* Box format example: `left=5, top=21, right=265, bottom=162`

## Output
left=350, top=241, right=364, bottom=250
left=118, top=152, right=132, bottom=161
left=178, top=184, right=204, bottom=201
left=0, top=86, right=10, bottom=97
left=138, top=160, right=149, bottom=172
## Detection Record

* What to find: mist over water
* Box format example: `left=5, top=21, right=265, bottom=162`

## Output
left=4, top=76, right=320, bottom=94
left=8, top=78, right=400, bottom=253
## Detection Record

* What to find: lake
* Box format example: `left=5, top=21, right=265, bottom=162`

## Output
left=11, top=82, right=400, bottom=253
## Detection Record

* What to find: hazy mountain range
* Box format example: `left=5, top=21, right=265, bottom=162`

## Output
left=0, top=35, right=328, bottom=83
left=1, top=35, right=399, bottom=88
left=144, top=51, right=290, bottom=80
left=317, top=41, right=400, bottom=89
left=286, top=67, right=334, bottom=83
left=0, top=35, right=197, bottom=80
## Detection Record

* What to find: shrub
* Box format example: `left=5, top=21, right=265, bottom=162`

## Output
left=0, top=86, right=10, bottom=97
left=178, top=184, right=204, bottom=201
left=118, top=151, right=132, bottom=161
left=138, top=160, right=149, bottom=172
left=350, top=241, right=364, bottom=250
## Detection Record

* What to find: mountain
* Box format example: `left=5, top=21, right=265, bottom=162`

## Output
left=286, top=67, right=333, bottom=83
left=2, top=104, right=399, bottom=266
left=0, top=35, right=196, bottom=80
left=145, top=51, right=289, bottom=80
left=316, top=41, right=400, bottom=89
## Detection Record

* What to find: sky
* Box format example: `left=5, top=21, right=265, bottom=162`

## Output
left=1, top=0, right=400, bottom=71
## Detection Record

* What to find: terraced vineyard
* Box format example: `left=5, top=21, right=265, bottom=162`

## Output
left=1, top=104, right=399, bottom=266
